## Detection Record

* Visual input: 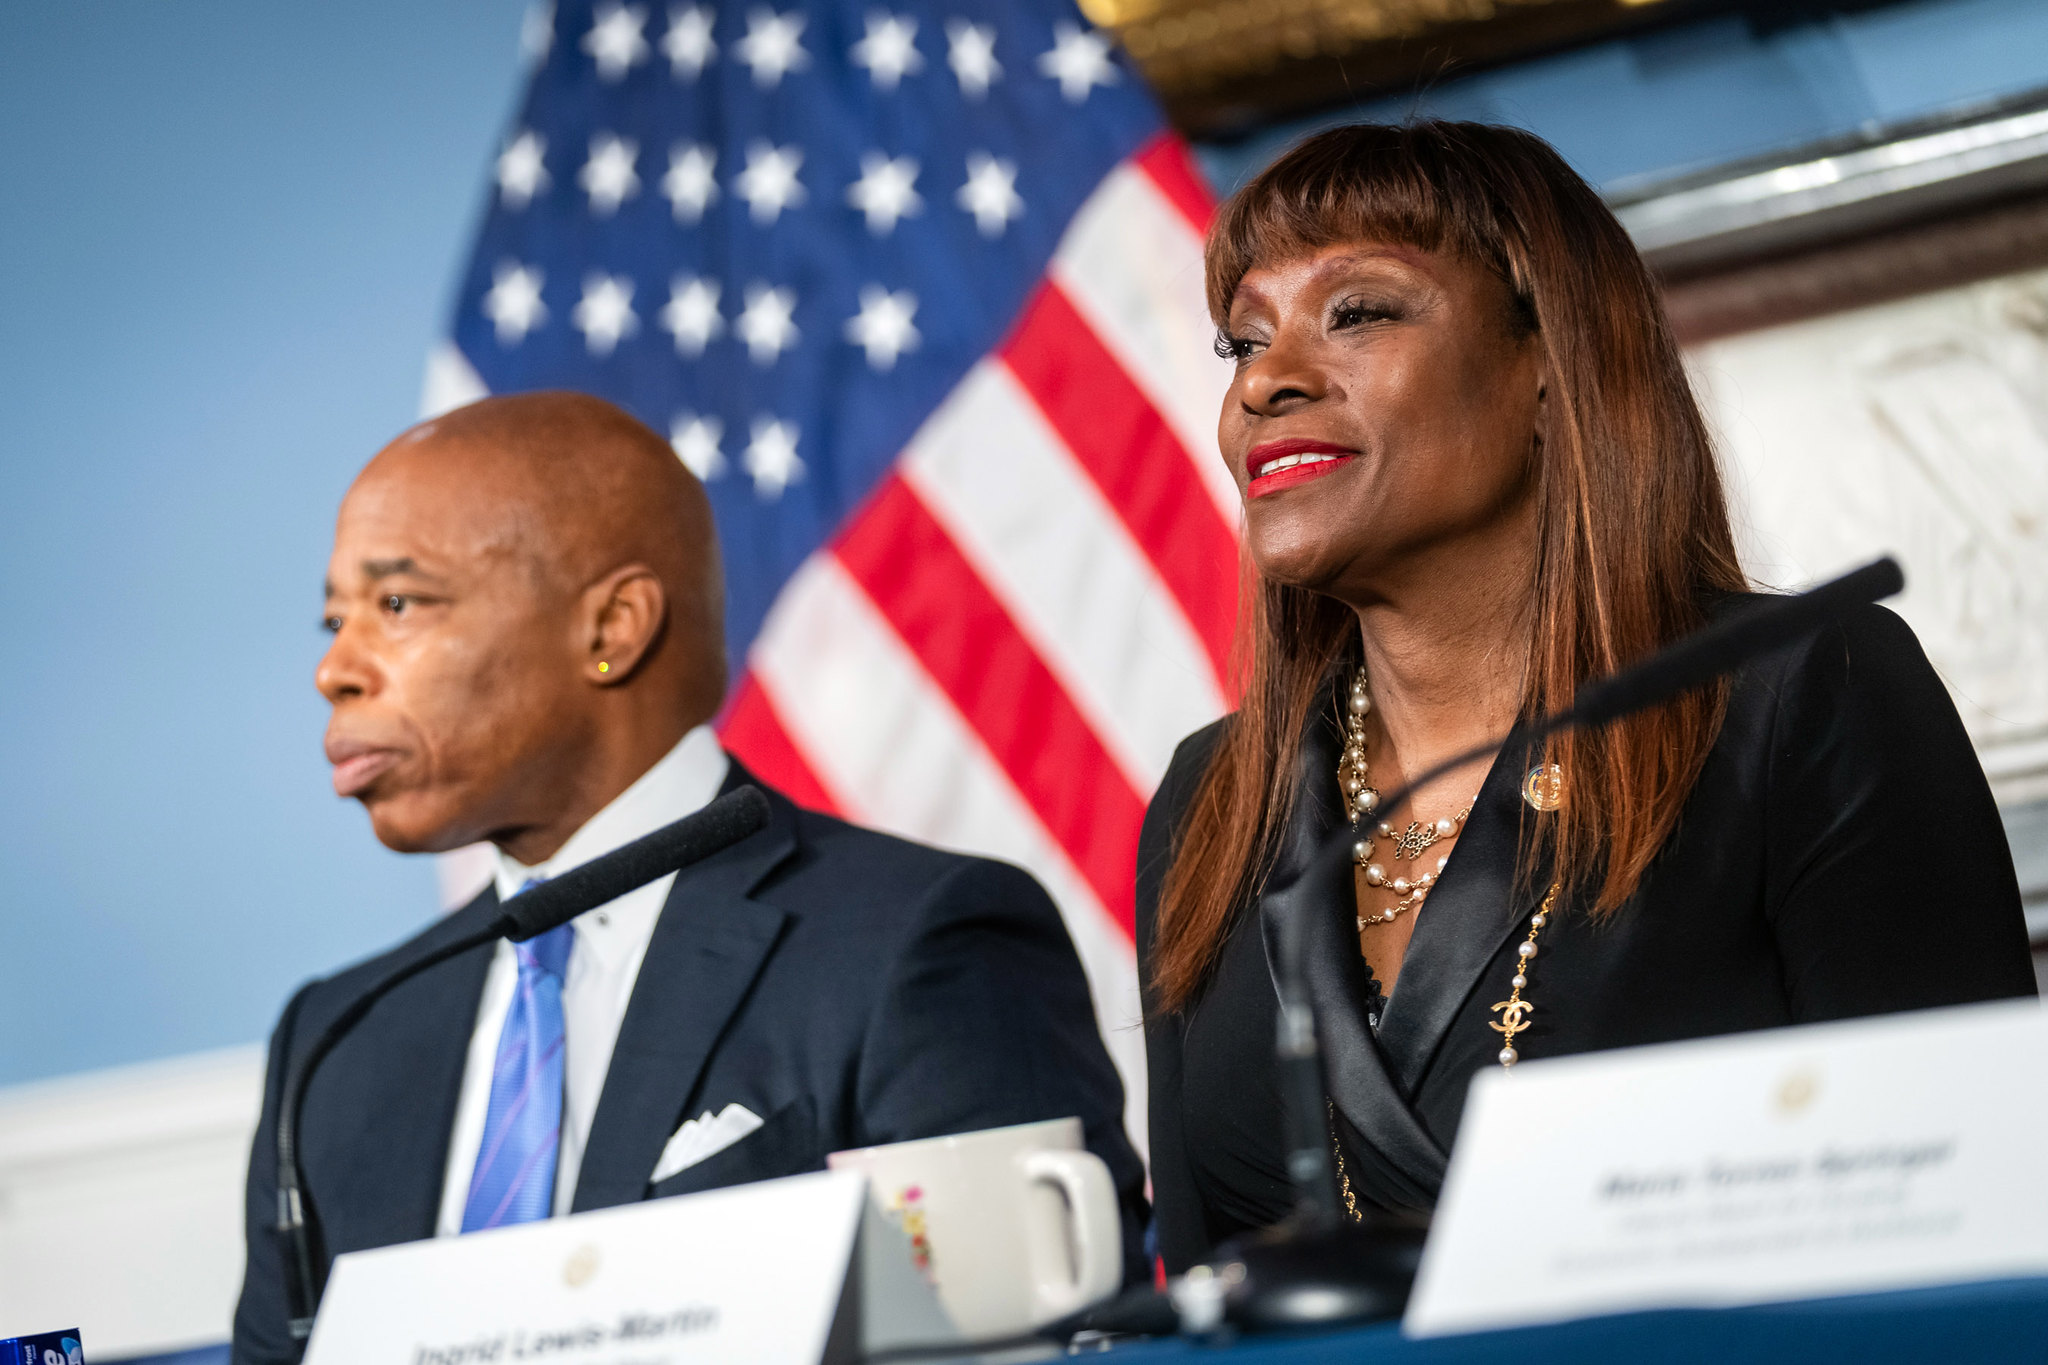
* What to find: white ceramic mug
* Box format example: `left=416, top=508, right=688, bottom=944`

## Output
left=828, top=1117, right=1122, bottom=1339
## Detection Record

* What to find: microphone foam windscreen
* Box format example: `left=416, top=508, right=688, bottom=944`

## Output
left=503, top=785, right=772, bottom=941
left=1567, top=557, right=1902, bottom=729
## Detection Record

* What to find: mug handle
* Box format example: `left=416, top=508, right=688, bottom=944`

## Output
left=1020, top=1148, right=1122, bottom=1321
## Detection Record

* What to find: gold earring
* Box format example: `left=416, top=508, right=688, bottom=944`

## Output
left=597, top=661, right=611, bottom=674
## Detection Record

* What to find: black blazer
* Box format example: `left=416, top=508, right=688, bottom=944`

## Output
left=235, top=761, right=1147, bottom=1363
left=1138, top=602, right=2036, bottom=1272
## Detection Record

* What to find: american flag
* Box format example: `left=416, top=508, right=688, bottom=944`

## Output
left=425, top=0, right=1238, bottom=1153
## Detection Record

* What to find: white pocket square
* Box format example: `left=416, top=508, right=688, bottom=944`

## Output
left=651, top=1103, right=765, bottom=1183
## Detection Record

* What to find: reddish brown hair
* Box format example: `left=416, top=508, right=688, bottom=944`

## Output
left=1151, top=121, right=1746, bottom=1015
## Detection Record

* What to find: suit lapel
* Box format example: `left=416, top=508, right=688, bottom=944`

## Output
left=1373, top=732, right=1543, bottom=1096
left=1259, top=689, right=1450, bottom=1195
left=570, top=763, right=797, bottom=1211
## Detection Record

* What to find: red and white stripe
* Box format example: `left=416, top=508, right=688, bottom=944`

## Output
left=721, top=136, right=1236, bottom=1156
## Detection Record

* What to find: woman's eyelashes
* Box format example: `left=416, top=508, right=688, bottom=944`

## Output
left=1329, top=294, right=1398, bottom=332
left=1215, top=295, right=1400, bottom=361
left=1215, top=285, right=1402, bottom=363
left=1214, top=327, right=1264, bottom=362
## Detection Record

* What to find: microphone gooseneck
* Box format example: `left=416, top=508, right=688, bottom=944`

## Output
left=872, top=560, right=1913, bottom=1360
left=862, top=560, right=1911, bottom=1358
left=1562, top=557, right=1904, bottom=731
left=272, top=559, right=1910, bottom=1353
left=1318, top=556, right=1911, bottom=848
left=273, top=785, right=772, bottom=1348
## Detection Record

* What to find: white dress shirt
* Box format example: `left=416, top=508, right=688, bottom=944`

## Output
left=434, top=725, right=730, bottom=1234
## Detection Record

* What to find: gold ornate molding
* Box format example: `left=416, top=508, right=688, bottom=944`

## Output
left=1080, top=0, right=1699, bottom=134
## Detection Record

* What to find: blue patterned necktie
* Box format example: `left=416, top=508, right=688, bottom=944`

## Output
left=461, top=882, right=574, bottom=1233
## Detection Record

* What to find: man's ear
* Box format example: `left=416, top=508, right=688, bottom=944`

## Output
left=579, top=565, right=668, bottom=685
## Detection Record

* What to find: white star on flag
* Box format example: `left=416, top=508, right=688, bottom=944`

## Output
left=735, top=141, right=805, bottom=225
left=522, top=1, right=556, bottom=64
left=1037, top=22, right=1117, bottom=102
left=845, top=286, right=920, bottom=371
left=659, top=275, right=722, bottom=357
left=957, top=152, right=1024, bottom=237
left=661, top=4, right=716, bottom=78
left=736, top=283, right=799, bottom=364
left=572, top=272, right=639, bottom=355
left=482, top=261, right=547, bottom=344
left=496, top=130, right=549, bottom=210
left=945, top=19, right=1001, bottom=98
left=846, top=153, right=922, bottom=235
left=850, top=12, right=923, bottom=90
left=736, top=8, right=808, bottom=88
left=579, top=134, right=641, bottom=215
left=662, top=142, right=718, bottom=223
left=670, top=413, right=726, bottom=480
left=582, top=2, right=650, bottom=81
left=743, top=417, right=804, bottom=498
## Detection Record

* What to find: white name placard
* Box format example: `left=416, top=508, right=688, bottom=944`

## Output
left=305, top=1169, right=956, bottom=1365
left=1406, top=998, right=2048, bottom=1337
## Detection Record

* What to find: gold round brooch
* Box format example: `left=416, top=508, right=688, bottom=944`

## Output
left=1522, top=763, right=1565, bottom=812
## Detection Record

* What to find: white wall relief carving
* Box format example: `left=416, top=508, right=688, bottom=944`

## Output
left=1689, top=266, right=2048, bottom=807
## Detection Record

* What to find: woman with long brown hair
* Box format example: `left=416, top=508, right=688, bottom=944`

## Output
left=1136, top=121, right=2035, bottom=1270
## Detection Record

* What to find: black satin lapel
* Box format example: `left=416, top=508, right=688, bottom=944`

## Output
left=1258, top=688, right=1449, bottom=1197
left=1373, top=735, right=1541, bottom=1095
left=570, top=782, right=796, bottom=1211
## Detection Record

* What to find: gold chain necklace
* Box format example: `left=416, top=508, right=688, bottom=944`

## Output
left=1328, top=878, right=1562, bottom=1225
left=1341, top=668, right=1568, bottom=1072
left=1328, top=1098, right=1363, bottom=1223
left=1491, top=882, right=1559, bottom=1068
left=1339, top=668, right=1475, bottom=930
left=1337, top=670, right=1380, bottom=824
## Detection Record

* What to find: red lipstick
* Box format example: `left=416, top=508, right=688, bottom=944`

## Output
left=1245, top=439, right=1358, bottom=499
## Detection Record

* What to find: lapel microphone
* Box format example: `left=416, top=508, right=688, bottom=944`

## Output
left=1233, top=556, right=1908, bottom=1336
left=273, top=783, right=771, bottom=1349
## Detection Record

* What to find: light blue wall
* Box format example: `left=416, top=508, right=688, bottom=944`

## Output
left=0, top=2, right=527, bottom=1084
left=2, top=0, right=2045, bottom=1089
left=1196, top=0, right=2048, bottom=193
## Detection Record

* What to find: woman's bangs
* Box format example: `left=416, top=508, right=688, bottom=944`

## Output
left=1207, top=135, right=1494, bottom=323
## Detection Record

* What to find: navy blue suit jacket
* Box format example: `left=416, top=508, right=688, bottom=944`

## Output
left=233, top=762, right=1146, bottom=1363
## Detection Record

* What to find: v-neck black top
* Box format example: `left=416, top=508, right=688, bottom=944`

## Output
left=1137, top=601, right=2036, bottom=1272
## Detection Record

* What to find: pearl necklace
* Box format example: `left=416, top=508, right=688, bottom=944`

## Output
left=1492, top=882, right=1559, bottom=1068
left=1339, top=668, right=1568, bottom=1070
left=1339, top=669, right=1475, bottom=929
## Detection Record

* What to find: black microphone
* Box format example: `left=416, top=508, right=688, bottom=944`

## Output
left=1562, top=556, right=1904, bottom=731
left=274, top=784, right=772, bottom=1347
left=1231, top=557, right=1907, bottom=1335
left=1317, top=556, right=1910, bottom=887
left=499, top=785, right=774, bottom=940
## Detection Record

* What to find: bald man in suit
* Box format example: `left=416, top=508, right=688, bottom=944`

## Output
left=234, top=393, right=1144, bottom=1362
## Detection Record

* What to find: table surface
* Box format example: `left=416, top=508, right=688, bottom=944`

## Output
left=106, top=1277, right=2048, bottom=1363
left=1104, top=1277, right=2048, bottom=1365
